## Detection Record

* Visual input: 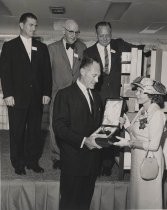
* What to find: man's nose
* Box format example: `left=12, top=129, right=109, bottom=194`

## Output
left=94, top=77, right=98, bottom=83
left=32, top=26, right=36, bottom=31
left=71, top=33, right=77, bottom=38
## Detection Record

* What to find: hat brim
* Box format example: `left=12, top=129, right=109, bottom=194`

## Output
left=131, top=82, right=144, bottom=90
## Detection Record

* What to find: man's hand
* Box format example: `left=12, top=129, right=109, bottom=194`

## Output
left=84, top=132, right=108, bottom=150
left=42, top=96, right=51, bottom=105
left=84, top=136, right=102, bottom=150
left=4, top=96, right=15, bottom=106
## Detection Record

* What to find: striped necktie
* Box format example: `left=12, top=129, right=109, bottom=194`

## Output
left=104, top=46, right=109, bottom=74
left=87, top=89, right=94, bottom=115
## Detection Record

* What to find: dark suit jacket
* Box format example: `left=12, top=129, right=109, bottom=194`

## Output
left=0, top=36, right=52, bottom=108
left=84, top=39, right=135, bottom=105
left=52, top=83, right=102, bottom=176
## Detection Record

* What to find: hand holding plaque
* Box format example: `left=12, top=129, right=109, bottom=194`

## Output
left=95, top=99, right=123, bottom=147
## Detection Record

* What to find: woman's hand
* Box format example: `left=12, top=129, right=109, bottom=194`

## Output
left=119, top=117, right=126, bottom=129
left=113, top=136, right=130, bottom=147
left=119, top=113, right=130, bottom=129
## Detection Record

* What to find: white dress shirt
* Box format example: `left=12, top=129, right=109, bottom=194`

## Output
left=97, top=43, right=111, bottom=72
left=63, top=39, right=74, bottom=68
left=20, top=35, right=32, bottom=61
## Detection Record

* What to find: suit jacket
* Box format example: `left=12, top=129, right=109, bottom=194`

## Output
left=52, top=83, right=102, bottom=176
left=0, top=36, right=52, bottom=108
left=84, top=38, right=135, bottom=105
left=48, top=38, right=86, bottom=101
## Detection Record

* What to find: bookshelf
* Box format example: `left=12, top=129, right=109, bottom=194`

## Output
left=121, top=48, right=143, bottom=113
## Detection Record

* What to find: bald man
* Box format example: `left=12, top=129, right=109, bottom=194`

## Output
left=53, top=57, right=104, bottom=210
left=48, top=19, right=86, bottom=169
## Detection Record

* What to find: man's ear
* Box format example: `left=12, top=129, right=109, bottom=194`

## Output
left=62, top=27, right=66, bottom=35
left=80, top=68, right=85, bottom=77
left=19, top=22, right=23, bottom=30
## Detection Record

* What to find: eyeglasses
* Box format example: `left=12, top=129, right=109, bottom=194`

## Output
left=65, top=28, right=80, bottom=35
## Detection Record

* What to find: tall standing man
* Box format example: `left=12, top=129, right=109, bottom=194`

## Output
left=84, top=21, right=137, bottom=176
left=0, top=13, right=52, bottom=175
left=48, top=19, right=86, bottom=169
left=53, top=57, right=107, bottom=210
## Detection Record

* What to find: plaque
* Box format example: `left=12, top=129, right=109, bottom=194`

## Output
left=95, top=98, right=123, bottom=147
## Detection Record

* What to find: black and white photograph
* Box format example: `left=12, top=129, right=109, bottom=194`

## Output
left=0, top=1, right=167, bottom=210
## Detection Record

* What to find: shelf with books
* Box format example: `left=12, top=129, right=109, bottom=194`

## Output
left=120, top=48, right=142, bottom=113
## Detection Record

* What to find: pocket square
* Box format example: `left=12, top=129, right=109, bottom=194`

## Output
left=74, top=53, right=79, bottom=58
left=32, top=46, right=37, bottom=51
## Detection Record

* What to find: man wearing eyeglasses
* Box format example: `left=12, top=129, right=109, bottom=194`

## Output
left=48, top=19, right=86, bottom=170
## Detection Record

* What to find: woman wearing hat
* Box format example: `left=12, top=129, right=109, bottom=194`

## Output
left=114, top=76, right=167, bottom=209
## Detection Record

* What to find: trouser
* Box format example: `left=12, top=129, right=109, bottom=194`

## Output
left=60, top=173, right=97, bottom=210
left=8, top=103, right=43, bottom=169
left=49, top=98, right=60, bottom=161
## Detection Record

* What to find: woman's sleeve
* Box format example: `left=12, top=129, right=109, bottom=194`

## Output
left=148, top=110, right=165, bottom=151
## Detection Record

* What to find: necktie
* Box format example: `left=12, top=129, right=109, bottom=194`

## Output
left=104, top=46, right=109, bottom=74
left=87, top=89, right=94, bottom=115
left=66, top=42, right=75, bottom=50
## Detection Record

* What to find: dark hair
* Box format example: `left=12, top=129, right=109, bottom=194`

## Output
left=148, top=94, right=165, bottom=108
left=131, top=76, right=145, bottom=90
left=80, top=56, right=99, bottom=69
left=19, top=13, right=37, bottom=23
left=95, top=21, right=112, bottom=32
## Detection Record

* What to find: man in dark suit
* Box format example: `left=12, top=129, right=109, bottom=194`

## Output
left=0, top=13, right=52, bottom=175
left=52, top=57, right=107, bottom=210
left=48, top=19, right=86, bottom=169
left=84, top=21, right=136, bottom=176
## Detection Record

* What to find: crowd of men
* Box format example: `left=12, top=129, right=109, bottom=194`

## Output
left=0, top=12, right=138, bottom=210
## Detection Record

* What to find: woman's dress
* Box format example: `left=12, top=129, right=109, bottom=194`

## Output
left=129, top=103, right=166, bottom=209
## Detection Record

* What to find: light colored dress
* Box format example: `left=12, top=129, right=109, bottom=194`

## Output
left=129, top=103, right=166, bottom=209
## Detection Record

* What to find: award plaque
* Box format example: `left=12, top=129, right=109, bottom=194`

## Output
left=95, top=98, right=123, bottom=147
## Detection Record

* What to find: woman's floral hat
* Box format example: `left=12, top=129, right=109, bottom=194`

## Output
left=131, top=76, right=167, bottom=95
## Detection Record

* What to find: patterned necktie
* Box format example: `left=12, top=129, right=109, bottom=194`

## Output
left=104, top=46, right=109, bottom=74
left=87, top=89, right=94, bottom=115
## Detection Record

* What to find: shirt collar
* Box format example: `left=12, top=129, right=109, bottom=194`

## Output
left=20, top=35, right=32, bottom=43
left=77, top=79, right=87, bottom=92
left=63, top=38, right=67, bottom=46
left=97, top=42, right=110, bottom=50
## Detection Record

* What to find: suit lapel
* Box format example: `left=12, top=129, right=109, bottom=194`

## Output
left=91, top=90, right=100, bottom=119
left=59, top=39, right=72, bottom=71
left=72, top=45, right=81, bottom=75
left=31, top=39, right=37, bottom=62
left=74, top=84, right=93, bottom=116
left=110, top=42, right=118, bottom=72
left=72, top=47, right=78, bottom=73
left=17, top=37, right=31, bottom=64
left=94, top=44, right=103, bottom=70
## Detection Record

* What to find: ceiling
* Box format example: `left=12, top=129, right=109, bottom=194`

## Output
left=0, top=0, right=167, bottom=44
